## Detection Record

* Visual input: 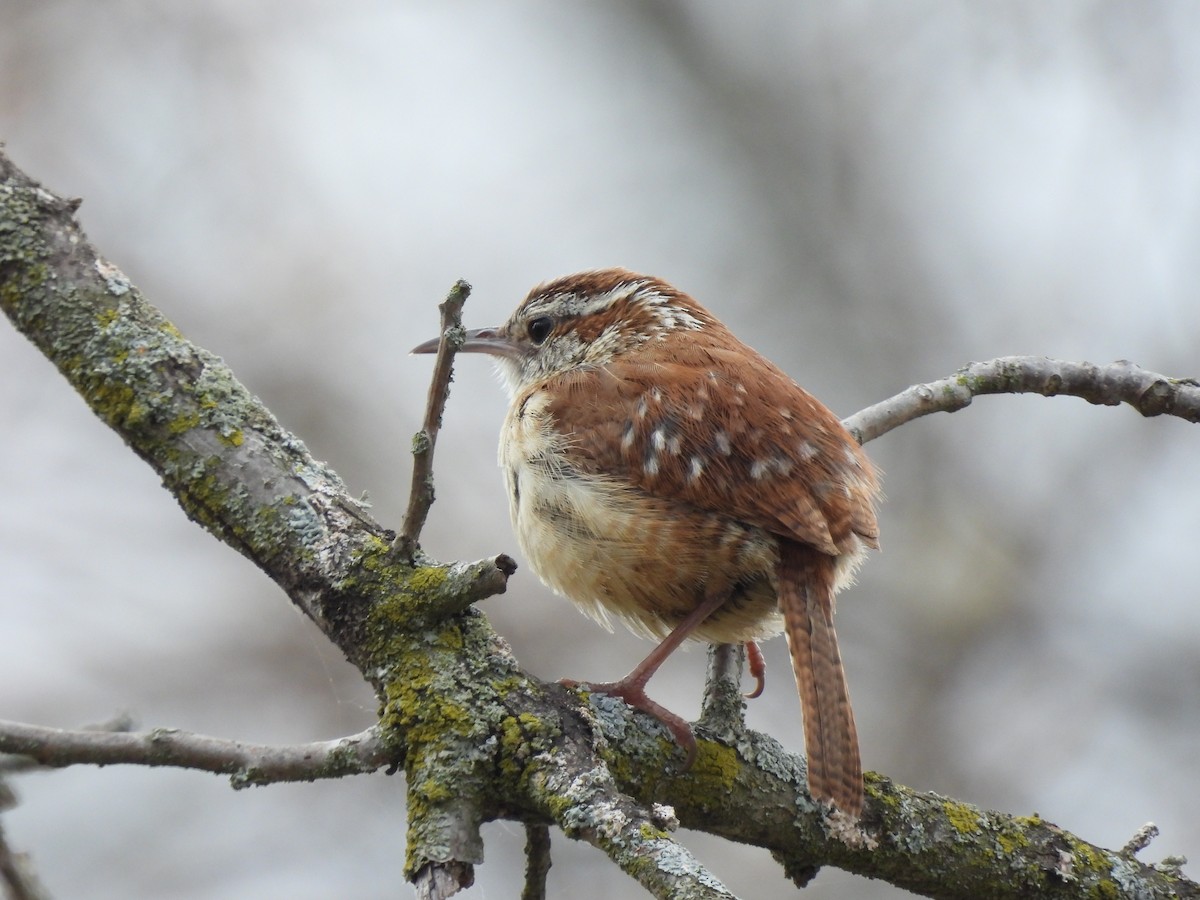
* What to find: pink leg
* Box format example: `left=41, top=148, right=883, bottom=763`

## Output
left=561, top=589, right=727, bottom=769
left=744, top=640, right=766, bottom=699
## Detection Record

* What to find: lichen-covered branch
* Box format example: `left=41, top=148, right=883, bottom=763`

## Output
left=0, top=149, right=516, bottom=666
left=3, top=148, right=1196, bottom=899
left=845, top=356, right=1200, bottom=445
left=0, top=720, right=390, bottom=788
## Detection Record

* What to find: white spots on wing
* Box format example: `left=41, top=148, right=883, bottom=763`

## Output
left=844, top=446, right=863, bottom=468
left=686, top=403, right=705, bottom=421
left=797, top=440, right=818, bottom=461
left=779, top=408, right=793, bottom=420
left=688, top=455, right=705, bottom=482
left=714, top=431, right=732, bottom=456
left=735, top=383, right=747, bottom=394
left=621, top=422, right=636, bottom=451
left=650, top=386, right=663, bottom=404
left=750, top=454, right=795, bottom=481
left=636, top=395, right=649, bottom=419
left=648, top=420, right=683, bottom=476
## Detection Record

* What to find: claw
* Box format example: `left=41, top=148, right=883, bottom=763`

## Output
left=744, top=640, right=766, bottom=699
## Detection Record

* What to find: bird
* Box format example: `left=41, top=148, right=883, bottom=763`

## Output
left=412, top=268, right=880, bottom=816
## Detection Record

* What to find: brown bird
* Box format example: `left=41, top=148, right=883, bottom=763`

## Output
left=413, top=269, right=880, bottom=816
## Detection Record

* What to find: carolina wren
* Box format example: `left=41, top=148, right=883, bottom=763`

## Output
left=413, top=269, right=880, bottom=816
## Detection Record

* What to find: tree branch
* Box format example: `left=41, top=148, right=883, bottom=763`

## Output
left=396, top=279, right=471, bottom=560
left=522, top=823, right=552, bottom=900
left=2, top=147, right=1196, bottom=899
left=0, top=720, right=390, bottom=787
left=845, top=356, right=1200, bottom=445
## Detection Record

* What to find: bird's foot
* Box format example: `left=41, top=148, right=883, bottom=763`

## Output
left=560, top=676, right=697, bottom=770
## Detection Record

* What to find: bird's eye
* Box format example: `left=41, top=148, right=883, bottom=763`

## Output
left=527, top=316, right=553, bottom=345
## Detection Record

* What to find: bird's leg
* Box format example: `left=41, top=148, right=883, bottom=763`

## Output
left=561, top=588, right=727, bottom=769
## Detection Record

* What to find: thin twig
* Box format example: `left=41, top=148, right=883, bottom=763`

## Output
left=0, top=721, right=392, bottom=788
left=844, top=356, right=1200, bottom=446
left=522, top=823, right=552, bottom=900
left=395, top=279, right=472, bottom=559
left=0, top=818, right=50, bottom=900
left=0, top=713, right=135, bottom=775
left=1121, top=823, right=1160, bottom=858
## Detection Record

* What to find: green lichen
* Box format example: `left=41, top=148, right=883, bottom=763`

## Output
left=995, top=825, right=1030, bottom=855
left=86, top=375, right=150, bottom=430
left=943, top=800, right=982, bottom=836
left=407, top=565, right=450, bottom=593
left=692, top=741, right=739, bottom=791
left=1050, top=836, right=1127, bottom=899
left=379, top=661, right=477, bottom=747
left=217, top=428, right=244, bottom=447
left=174, top=470, right=231, bottom=534
left=639, top=822, right=670, bottom=841
left=354, top=551, right=465, bottom=661
left=411, top=769, right=455, bottom=804
left=168, top=411, right=201, bottom=434
left=498, top=711, right=548, bottom=786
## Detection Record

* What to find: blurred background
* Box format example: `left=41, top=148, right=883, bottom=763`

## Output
left=2, top=2, right=1198, bottom=897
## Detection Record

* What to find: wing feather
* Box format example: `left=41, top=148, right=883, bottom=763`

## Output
left=543, top=331, right=879, bottom=555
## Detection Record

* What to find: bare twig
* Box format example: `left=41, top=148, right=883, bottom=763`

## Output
left=522, top=823, right=552, bottom=900
left=845, top=357, right=1200, bottom=445
left=1122, top=823, right=1161, bottom=858
left=0, top=818, right=50, bottom=900
left=0, top=721, right=391, bottom=788
left=395, top=280, right=472, bottom=559
left=0, top=713, right=135, bottom=775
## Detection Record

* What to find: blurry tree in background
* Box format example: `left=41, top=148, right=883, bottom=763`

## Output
left=1, top=3, right=1198, bottom=898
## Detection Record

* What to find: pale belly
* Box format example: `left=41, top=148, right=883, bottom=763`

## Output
left=503, top=454, right=785, bottom=644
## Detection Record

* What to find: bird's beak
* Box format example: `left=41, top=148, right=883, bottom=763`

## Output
left=410, top=326, right=522, bottom=360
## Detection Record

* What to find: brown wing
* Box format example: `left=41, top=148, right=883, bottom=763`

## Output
left=543, top=329, right=880, bottom=556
